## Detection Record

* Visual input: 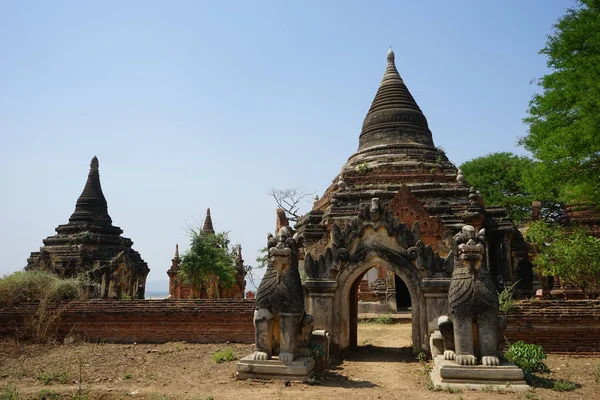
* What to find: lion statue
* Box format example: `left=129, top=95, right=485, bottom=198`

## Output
left=252, top=226, right=313, bottom=363
left=439, top=225, right=501, bottom=366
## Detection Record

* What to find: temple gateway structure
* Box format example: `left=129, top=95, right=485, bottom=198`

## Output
left=26, top=157, right=149, bottom=299
left=295, top=49, right=532, bottom=354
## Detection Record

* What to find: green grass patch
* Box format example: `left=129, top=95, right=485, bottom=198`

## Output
left=373, top=314, right=393, bottom=324
left=0, top=385, right=20, bottom=400
left=212, top=347, right=237, bottom=364
left=39, top=389, right=59, bottom=399
left=36, top=370, right=68, bottom=385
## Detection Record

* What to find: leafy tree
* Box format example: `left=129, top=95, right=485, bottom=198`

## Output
left=179, top=230, right=237, bottom=298
left=521, top=0, right=600, bottom=207
left=460, top=152, right=535, bottom=223
left=525, top=221, right=600, bottom=298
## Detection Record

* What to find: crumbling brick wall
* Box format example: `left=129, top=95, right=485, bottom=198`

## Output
left=505, top=300, right=600, bottom=353
left=0, top=299, right=255, bottom=344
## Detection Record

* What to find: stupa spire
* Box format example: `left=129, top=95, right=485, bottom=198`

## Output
left=69, top=156, right=112, bottom=224
left=202, top=208, right=215, bottom=234
left=357, top=47, right=433, bottom=152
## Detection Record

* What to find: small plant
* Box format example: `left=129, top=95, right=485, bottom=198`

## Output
left=552, top=379, right=576, bottom=392
left=594, top=363, right=600, bottom=383
left=416, top=350, right=428, bottom=364
left=39, top=389, right=59, bottom=399
left=504, top=341, right=549, bottom=374
left=481, top=384, right=494, bottom=393
left=355, top=162, right=371, bottom=174
left=498, top=280, right=520, bottom=313
left=123, top=372, right=133, bottom=380
left=443, top=385, right=461, bottom=393
left=361, top=339, right=371, bottom=346
left=1, top=385, right=20, bottom=400
left=212, top=347, right=237, bottom=363
left=525, top=390, right=538, bottom=399
left=36, top=370, right=68, bottom=385
left=308, top=342, right=327, bottom=375
left=374, top=314, right=393, bottom=324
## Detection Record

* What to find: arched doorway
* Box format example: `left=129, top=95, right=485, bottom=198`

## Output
left=349, top=265, right=413, bottom=350
left=333, top=252, right=426, bottom=355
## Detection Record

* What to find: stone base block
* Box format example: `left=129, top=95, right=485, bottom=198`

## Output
left=236, top=355, right=315, bottom=382
left=430, top=355, right=530, bottom=392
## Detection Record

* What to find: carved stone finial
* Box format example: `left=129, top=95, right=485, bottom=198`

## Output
left=387, top=47, right=395, bottom=65
left=313, top=194, right=319, bottom=203
left=174, top=244, right=179, bottom=259
left=203, top=208, right=215, bottom=234
left=91, top=156, right=99, bottom=171
left=456, top=169, right=465, bottom=185
left=337, top=175, right=347, bottom=191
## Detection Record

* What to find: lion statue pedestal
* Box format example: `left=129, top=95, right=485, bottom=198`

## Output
left=429, top=226, right=530, bottom=392
left=236, top=225, right=315, bottom=382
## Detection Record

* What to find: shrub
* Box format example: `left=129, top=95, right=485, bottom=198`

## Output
left=0, top=270, right=90, bottom=307
left=212, top=347, right=237, bottom=363
left=504, top=341, right=549, bottom=373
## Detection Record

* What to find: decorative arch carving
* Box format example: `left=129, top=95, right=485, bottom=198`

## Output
left=304, top=198, right=453, bottom=280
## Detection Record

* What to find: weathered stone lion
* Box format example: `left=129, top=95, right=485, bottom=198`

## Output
left=252, top=226, right=313, bottom=363
left=440, top=225, right=501, bottom=366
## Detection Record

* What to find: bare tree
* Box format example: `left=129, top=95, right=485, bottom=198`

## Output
left=266, top=187, right=313, bottom=222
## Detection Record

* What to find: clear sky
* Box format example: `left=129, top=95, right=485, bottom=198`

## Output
left=0, top=0, right=575, bottom=290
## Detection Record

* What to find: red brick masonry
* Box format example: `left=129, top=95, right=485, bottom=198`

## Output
left=505, top=300, right=600, bottom=354
left=1, top=299, right=599, bottom=353
left=0, top=299, right=256, bottom=344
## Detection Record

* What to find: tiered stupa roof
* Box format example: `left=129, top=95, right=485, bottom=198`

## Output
left=298, top=49, right=516, bottom=247
left=26, top=157, right=149, bottom=298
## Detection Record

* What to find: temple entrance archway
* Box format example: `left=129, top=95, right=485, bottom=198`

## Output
left=302, top=199, right=452, bottom=357
left=335, top=253, right=425, bottom=354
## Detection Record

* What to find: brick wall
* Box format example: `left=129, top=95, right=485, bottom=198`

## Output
left=0, top=299, right=255, bottom=344
left=505, top=300, right=600, bottom=353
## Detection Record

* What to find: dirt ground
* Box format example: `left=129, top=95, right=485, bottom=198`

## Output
left=1, top=321, right=599, bottom=400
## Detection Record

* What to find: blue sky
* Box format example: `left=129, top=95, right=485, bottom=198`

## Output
left=0, top=0, right=575, bottom=290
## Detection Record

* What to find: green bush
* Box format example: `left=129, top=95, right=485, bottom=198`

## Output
left=212, top=347, right=237, bottom=363
left=0, top=271, right=90, bottom=307
left=504, top=341, right=549, bottom=373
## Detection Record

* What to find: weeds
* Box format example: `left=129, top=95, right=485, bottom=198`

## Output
left=0, top=385, right=19, bottom=400
left=498, top=280, right=520, bottom=313
left=552, top=379, right=576, bottom=392
left=212, top=347, right=237, bottom=363
left=594, top=363, right=600, bottom=383
left=36, top=370, right=68, bottom=385
left=374, top=314, right=393, bottom=324
left=39, top=389, right=59, bottom=399
left=123, top=372, right=133, bottom=380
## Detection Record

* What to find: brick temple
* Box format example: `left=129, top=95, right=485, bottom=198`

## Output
left=167, top=208, right=247, bottom=299
left=295, top=49, right=533, bottom=352
left=26, top=157, right=149, bottom=299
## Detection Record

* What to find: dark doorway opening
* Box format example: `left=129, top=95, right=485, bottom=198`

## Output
left=395, top=274, right=411, bottom=310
